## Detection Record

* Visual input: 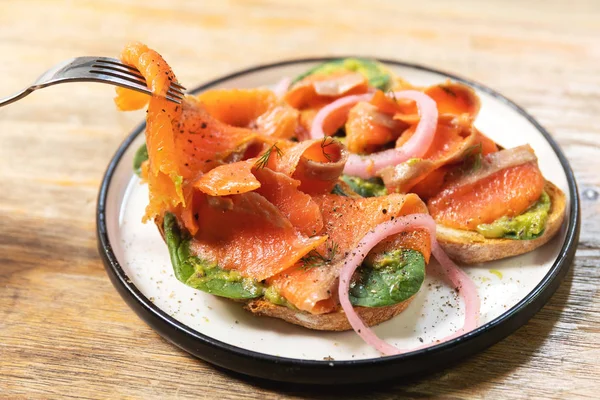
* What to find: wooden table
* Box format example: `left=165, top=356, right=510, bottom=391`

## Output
left=1, top=0, right=599, bottom=398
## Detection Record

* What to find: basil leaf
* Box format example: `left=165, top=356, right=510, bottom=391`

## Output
left=350, top=249, right=425, bottom=307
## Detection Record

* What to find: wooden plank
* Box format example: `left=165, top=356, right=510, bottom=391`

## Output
left=0, top=0, right=598, bottom=398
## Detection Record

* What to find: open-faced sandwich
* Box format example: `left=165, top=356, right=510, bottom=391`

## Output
left=115, top=42, right=564, bottom=355
left=293, top=60, right=566, bottom=264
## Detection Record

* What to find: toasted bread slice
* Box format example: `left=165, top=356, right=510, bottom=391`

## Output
left=155, top=218, right=418, bottom=331
left=245, top=296, right=415, bottom=331
left=436, top=181, right=566, bottom=264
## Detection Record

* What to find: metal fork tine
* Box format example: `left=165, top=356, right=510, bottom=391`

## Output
left=171, top=82, right=186, bottom=90
left=91, top=64, right=147, bottom=85
left=168, top=85, right=185, bottom=97
left=89, top=69, right=149, bottom=89
left=165, top=95, right=183, bottom=104
left=97, top=58, right=186, bottom=90
left=166, top=89, right=184, bottom=100
left=96, top=57, right=186, bottom=92
left=96, top=58, right=141, bottom=73
left=93, top=61, right=145, bottom=80
left=91, top=72, right=182, bottom=104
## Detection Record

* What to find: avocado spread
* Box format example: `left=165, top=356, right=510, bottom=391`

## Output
left=341, top=175, right=388, bottom=197
left=476, top=191, right=551, bottom=240
left=293, top=58, right=392, bottom=91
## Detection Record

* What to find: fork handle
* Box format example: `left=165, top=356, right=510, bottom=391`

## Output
left=0, top=87, right=35, bottom=108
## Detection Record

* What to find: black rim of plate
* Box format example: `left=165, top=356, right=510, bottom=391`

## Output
left=97, top=57, right=581, bottom=385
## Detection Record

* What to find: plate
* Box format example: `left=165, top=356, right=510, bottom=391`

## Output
left=97, top=58, right=580, bottom=384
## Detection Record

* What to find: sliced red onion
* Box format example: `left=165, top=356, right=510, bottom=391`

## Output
left=338, top=213, right=480, bottom=356
left=310, top=91, right=438, bottom=178
left=273, top=77, right=292, bottom=98
left=310, top=93, right=373, bottom=139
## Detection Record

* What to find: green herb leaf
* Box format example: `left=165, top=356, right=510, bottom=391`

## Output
left=349, top=249, right=425, bottom=307
left=300, top=240, right=339, bottom=270
left=320, top=136, right=337, bottom=161
left=254, top=143, right=283, bottom=170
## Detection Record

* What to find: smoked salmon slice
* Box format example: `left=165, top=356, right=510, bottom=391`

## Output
left=195, top=88, right=301, bottom=140
left=196, top=88, right=277, bottom=127
left=193, top=157, right=325, bottom=237
left=189, top=192, right=327, bottom=281
left=193, top=159, right=261, bottom=196
left=114, top=42, right=184, bottom=221
left=285, top=71, right=369, bottom=109
left=274, top=138, right=348, bottom=194
left=253, top=168, right=324, bottom=237
left=428, top=162, right=545, bottom=230
left=345, top=101, right=407, bottom=154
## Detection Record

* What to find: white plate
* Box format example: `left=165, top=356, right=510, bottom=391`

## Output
left=98, top=58, right=579, bottom=384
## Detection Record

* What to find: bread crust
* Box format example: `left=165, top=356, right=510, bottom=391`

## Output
left=244, top=296, right=415, bottom=331
left=436, top=181, right=566, bottom=264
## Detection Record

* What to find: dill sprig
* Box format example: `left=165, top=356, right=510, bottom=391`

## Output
left=300, top=240, right=339, bottom=270
left=320, top=137, right=337, bottom=161
left=254, top=143, right=283, bottom=169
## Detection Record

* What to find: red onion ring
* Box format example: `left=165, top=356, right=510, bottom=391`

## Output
left=310, top=93, right=373, bottom=139
left=338, top=213, right=480, bottom=356
left=310, top=91, right=438, bottom=178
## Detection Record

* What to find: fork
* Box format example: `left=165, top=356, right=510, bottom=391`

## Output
left=0, top=57, right=186, bottom=107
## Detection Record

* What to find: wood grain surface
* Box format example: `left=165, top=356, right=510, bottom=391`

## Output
left=1, top=0, right=599, bottom=398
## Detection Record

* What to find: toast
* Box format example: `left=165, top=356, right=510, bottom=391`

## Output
left=436, top=181, right=566, bottom=264
left=156, top=218, right=419, bottom=332
left=245, top=296, right=415, bottom=331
